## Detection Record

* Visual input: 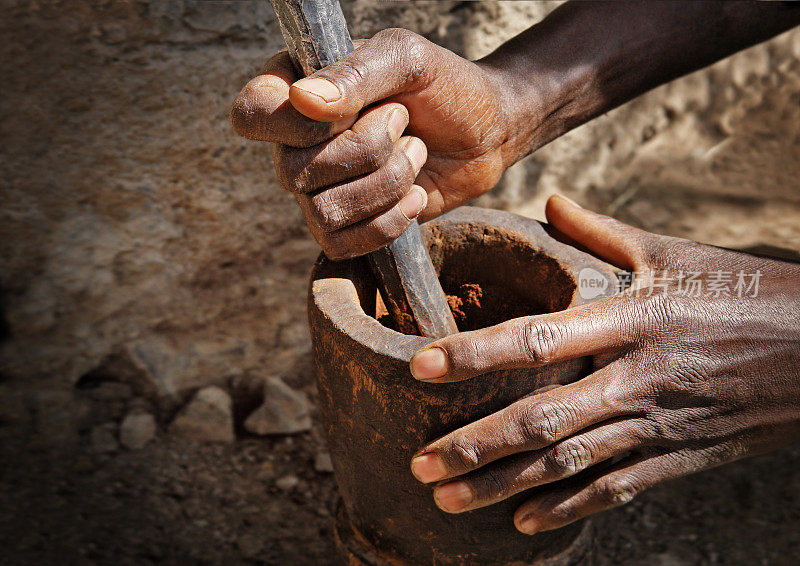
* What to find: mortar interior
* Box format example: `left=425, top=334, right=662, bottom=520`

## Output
left=371, top=225, right=578, bottom=333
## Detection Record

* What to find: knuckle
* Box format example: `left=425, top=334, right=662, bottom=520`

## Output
left=377, top=28, right=427, bottom=81
left=380, top=158, right=413, bottom=197
left=518, top=321, right=562, bottom=365
left=639, top=292, right=678, bottom=331
left=667, top=364, right=709, bottom=390
left=311, top=192, right=349, bottom=233
left=639, top=413, right=669, bottom=441
left=372, top=128, right=396, bottom=164
left=392, top=28, right=425, bottom=52
left=332, top=55, right=370, bottom=90
left=518, top=401, right=568, bottom=446
left=347, top=128, right=392, bottom=171
left=548, top=439, right=593, bottom=476
left=376, top=27, right=418, bottom=46
left=597, top=476, right=638, bottom=507
left=662, top=349, right=716, bottom=386
left=657, top=351, right=714, bottom=395
left=446, top=438, right=482, bottom=473
left=292, top=173, right=312, bottom=194
left=474, top=467, right=511, bottom=500
left=639, top=412, right=691, bottom=449
left=230, top=82, right=266, bottom=139
left=338, top=129, right=384, bottom=170
left=599, top=373, right=631, bottom=413
left=338, top=128, right=366, bottom=153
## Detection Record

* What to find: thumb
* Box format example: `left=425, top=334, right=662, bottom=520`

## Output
left=409, top=294, right=641, bottom=383
left=545, top=195, right=656, bottom=273
left=288, top=29, right=430, bottom=122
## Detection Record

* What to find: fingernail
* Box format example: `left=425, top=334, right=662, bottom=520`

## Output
left=410, top=346, right=447, bottom=380
left=400, top=137, right=427, bottom=174
left=293, top=77, right=342, bottom=103
left=518, top=514, right=540, bottom=535
left=388, top=108, right=408, bottom=143
left=410, top=453, right=447, bottom=483
left=398, top=186, right=427, bottom=222
left=434, top=481, right=473, bottom=512
left=555, top=194, right=582, bottom=208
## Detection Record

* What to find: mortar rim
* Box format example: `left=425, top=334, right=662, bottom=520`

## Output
left=309, top=207, right=618, bottom=364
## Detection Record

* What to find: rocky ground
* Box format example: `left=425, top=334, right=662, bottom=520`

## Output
left=2, top=379, right=800, bottom=565
left=2, top=1, right=800, bottom=564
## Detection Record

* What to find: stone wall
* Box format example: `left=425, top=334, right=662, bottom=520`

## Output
left=2, top=0, right=799, bottom=413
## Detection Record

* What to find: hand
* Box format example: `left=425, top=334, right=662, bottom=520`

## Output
left=407, top=195, right=800, bottom=534
left=230, top=29, right=517, bottom=259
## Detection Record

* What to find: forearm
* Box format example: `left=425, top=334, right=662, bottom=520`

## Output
left=480, top=0, right=800, bottom=166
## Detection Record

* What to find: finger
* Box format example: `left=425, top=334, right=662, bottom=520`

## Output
left=230, top=50, right=356, bottom=147
left=410, top=364, right=629, bottom=484
left=513, top=451, right=680, bottom=535
left=288, top=28, right=433, bottom=122
left=432, top=417, right=646, bottom=514
left=272, top=103, right=410, bottom=194
left=308, top=184, right=428, bottom=260
left=545, top=195, right=656, bottom=273
left=305, top=136, right=426, bottom=232
left=409, top=293, right=645, bottom=383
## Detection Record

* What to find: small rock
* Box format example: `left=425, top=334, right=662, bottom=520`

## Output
left=243, top=377, right=311, bottom=436
left=169, top=386, right=234, bottom=443
left=119, top=412, right=157, bottom=450
left=275, top=474, right=299, bottom=491
left=90, top=423, right=119, bottom=453
left=314, top=451, right=334, bottom=473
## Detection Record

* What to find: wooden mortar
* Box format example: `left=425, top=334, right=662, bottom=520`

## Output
left=308, top=207, right=617, bottom=565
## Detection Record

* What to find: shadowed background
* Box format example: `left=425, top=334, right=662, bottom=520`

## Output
left=1, top=1, right=799, bottom=564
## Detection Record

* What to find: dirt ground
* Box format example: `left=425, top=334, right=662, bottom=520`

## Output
left=2, top=406, right=800, bottom=565
left=2, top=1, right=800, bottom=564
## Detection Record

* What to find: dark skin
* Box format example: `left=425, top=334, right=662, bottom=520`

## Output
left=232, top=0, right=800, bottom=535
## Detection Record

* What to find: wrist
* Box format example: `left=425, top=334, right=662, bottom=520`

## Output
left=475, top=22, right=600, bottom=169
left=477, top=57, right=591, bottom=169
